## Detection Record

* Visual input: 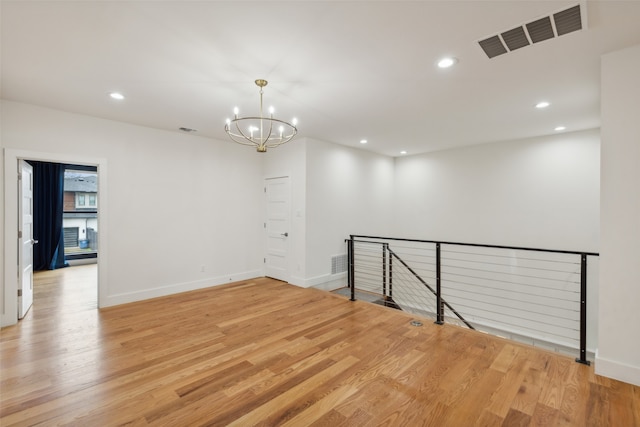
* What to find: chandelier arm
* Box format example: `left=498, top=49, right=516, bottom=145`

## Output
left=232, top=120, right=256, bottom=143
left=228, top=134, right=261, bottom=146
left=230, top=117, right=296, bottom=142
left=269, top=131, right=297, bottom=146
left=263, top=117, right=275, bottom=143
left=265, top=134, right=296, bottom=148
left=266, top=127, right=297, bottom=146
left=226, top=129, right=261, bottom=146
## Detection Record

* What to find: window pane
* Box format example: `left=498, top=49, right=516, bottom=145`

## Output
left=64, top=168, right=98, bottom=258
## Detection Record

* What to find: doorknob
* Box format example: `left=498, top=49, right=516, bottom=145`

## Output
left=33, top=239, right=39, bottom=244
left=281, top=232, right=289, bottom=237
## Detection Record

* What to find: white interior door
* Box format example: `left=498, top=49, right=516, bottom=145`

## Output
left=265, top=176, right=290, bottom=282
left=18, top=160, right=35, bottom=319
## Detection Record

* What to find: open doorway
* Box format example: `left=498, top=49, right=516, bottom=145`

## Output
left=2, top=148, right=106, bottom=327
left=28, top=161, right=99, bottom=316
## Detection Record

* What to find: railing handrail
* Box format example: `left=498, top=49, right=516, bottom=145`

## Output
left=350, top=234, right=599, bottom=257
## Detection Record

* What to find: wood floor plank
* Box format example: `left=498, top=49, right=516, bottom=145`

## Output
left=1, top=265, right=638, bottom=426
left=502, top=408, right=532, bottom=426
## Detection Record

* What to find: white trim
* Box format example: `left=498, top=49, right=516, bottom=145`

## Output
left=292, top=271, right=347, bottom=289
left=2, top=148, right=108, bottom=327
left=101, top=270, right=262, bottom=307
left=595, top=350, right=640, bottom=386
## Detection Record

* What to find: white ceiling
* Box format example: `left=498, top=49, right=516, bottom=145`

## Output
left=2, top=1, right=640, bottom=157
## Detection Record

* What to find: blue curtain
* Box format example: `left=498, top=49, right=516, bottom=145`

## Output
left=31, top=161, right=68, bottom=270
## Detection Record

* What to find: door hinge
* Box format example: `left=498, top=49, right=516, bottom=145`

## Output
left=264, top=258, right=266, bottom=263
left=18, top=231, right=22, bottom=239
left=18, top=289, right=22, bottom=297
left=18, top=173, right=22, bottom=181
left=264, top=187, right=266, bottom=193
left=264, top=222, right=266, bottom=229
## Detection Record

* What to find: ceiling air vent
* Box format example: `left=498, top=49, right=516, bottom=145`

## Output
left=526, top=16, right=555, bottom=43
left=501, top=26, right=530, bottom=51
left=478, top=35, right=508, bottom=59
left=554, top=5, right=582, bottom=36
left=478, top=2, right=586, bottom=59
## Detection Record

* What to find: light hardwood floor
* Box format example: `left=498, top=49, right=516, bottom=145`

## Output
left=1, top=265, right=638, bottom=426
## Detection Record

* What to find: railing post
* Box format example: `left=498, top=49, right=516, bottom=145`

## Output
left=576, top=253, right=590, bottom=365
left=382, top=243, right=388, bottom=297
left=435, top=243, right=444, bottom=325
left=348, top=236, right=355, bottom=301
left=389, top=250, right=393, bottom=300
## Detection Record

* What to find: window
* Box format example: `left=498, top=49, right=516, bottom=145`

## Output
left=64, top=168, right=98, bottom=259
left=75, top=192, right=96, bottom=209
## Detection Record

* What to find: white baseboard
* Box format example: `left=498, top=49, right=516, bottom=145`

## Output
left=296, top=272, right=347, bottom=289
left=595, top=351, right=640, bottom=386
left=100, top=269, right=262, bottom=308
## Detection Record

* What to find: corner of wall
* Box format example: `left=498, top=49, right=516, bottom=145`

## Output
left=595, top=352, right=640, bottom=387
left=0, top=147, right=5, bottom=324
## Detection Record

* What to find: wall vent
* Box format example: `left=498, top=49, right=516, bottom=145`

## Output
left=331, top=254, right=348, bottom=274
left=478, top=2, right=586, bottom=59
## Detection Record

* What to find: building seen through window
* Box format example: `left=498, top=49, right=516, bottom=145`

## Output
left=63, top=169, right=98, bottom=258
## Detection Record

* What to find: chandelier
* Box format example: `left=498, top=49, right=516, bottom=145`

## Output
left=225, top=79, right=298, bottom=152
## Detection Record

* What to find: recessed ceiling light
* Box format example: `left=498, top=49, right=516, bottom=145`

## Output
left=554, top=126, right=566, bottom=131
left=360, top=139, right=368, bottom=144
left=535, top=101, right=550, bottom=109
left=437, top=57, right=458, bottom=68
left=109, top=92, right=125, bottom=100
left=400, top=150, right=407, bottom=155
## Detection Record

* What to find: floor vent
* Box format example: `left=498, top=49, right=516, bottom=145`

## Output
left=478, top=3, right=586, bottom=59
left=331, top=254, right=348, bottom=274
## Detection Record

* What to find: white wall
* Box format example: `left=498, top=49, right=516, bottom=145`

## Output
left=393, top=129, right=600, bottom=252
left=598, top=44, right=640, bottom=386
left=306, top=138, right=395, bottom=285
left=0, top=115, right=5, bottom=319
left=262, top=138, right=307, bottom=285
left=2, top=100, right=264, bottom=325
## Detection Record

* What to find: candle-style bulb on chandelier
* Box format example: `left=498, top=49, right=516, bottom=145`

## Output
left=225, top=79, right=298, bottom=152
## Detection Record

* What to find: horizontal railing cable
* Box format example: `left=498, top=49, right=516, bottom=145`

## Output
left=443, top=278, right=579, bottom=305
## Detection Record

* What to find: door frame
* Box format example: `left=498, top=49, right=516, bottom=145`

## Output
left=18, top=160, right=34, bottom=319
left=263, top=175, right=292, bottom=282
left=2, top=149, right=108, bottom=327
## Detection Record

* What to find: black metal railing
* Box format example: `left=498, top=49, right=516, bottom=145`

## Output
left=347, top=235, right=599, bottom=365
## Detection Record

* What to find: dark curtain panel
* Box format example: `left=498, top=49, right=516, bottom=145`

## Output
left=32, top=161, right=68, bottom=270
